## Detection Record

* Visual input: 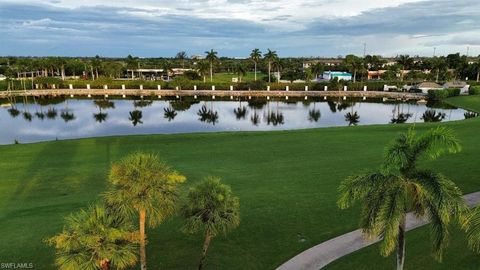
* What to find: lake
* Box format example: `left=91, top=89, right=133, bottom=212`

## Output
left=0, top=96, right=474, bottom=144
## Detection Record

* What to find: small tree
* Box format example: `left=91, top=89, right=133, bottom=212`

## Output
left=338, top=127, right=465, bottom=270
left=182, top=177, right=240, bottom=270
left=46, top=204, right=139, bottom=270
left=104, top=152, right=186, bottom=270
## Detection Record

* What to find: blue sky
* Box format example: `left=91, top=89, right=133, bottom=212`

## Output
left=0, top=0, right=479, bottom=57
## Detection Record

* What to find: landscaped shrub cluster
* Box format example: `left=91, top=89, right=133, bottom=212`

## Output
left=427, top=88, right=461, bottom=100
left=469, top=86, right=480, bottom=95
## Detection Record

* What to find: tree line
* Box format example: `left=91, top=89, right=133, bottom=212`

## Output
left=1, top=51, right=480, bottom=84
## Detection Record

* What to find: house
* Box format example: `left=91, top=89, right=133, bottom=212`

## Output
left=367, top=70, right=387, bottom=80
left=415, top=82, right=443, bottom=94
left=322, top=71, right=352, bottom=81
left=0, top=74, right=6, bottom=81
left=443, top=81, right=470, bottom=94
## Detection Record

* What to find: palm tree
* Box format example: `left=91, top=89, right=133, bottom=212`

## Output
left=264, top=49, right=278, bottom=83
left=251, top=111, right=260, bottom=125
left=93, top=100, right=114, bottom=123
left=196, top=61, right=210, bottom=83
left=234, top=105, right=247, bottom=120
left=396, top=55, right=414, bottom=81
left=46, top=204, right=139, bottom=270
left=250, top=49, right=262, bottom=81
left=162, top=60, right=174, bottom=81
left=182, top=177, right=240, bottom=270
left=338, top=127, right=464, bottom=270
left=430, top=57, right=447, bottom=83
left=176, top=51, right=188, bottom=68
left=344, top=55, right=363, bottom=83
left=463, top=208, right=480, bottom=254
left=129, top=110, right=143, bottom=126
left=126, top=55, right=139, bottom=79
left=104, top=153, right=186, bottom=270
left=205, top=49, right=218, bottom=82
left=234, top=63, right=247, bottom=82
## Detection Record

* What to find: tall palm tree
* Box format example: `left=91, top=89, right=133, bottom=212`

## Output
left=196, top=60, right=210, bottom=83
left=46, top=204, right=139, bottom=270
left=264, top=49, right=278, bottom=83
left=205, top=49, right=218, bottom=82
left=176, top=51, right=188, bottom=68
left=234, top=63, right=247, bottom=82
left=250, top=49, right=262, bottom=81
left=182, top=177, right=240, bottom=270
left=396, top=55, right=414, bottom=81
left=344, top=55, right=364, bottom=83
left=338, top=127, right=465, bottom=270
left=104, top=153, right=186, bottom=270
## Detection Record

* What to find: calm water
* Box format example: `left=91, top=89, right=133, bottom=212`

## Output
left=0, top=97, right=473, bottom=144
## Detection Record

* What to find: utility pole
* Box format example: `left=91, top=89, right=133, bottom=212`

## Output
left=466, top=46, right=470, bottom=57
left=433, top=47, right=436, bottom=57
left=363, top=43, right=367, bottom=57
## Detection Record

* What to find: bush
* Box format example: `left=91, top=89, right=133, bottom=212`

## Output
left=427, top=88, right=460, bottom=100
left=469, top=86, right=480, bottom=95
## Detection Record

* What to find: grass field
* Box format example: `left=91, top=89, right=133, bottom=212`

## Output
left=0, top=96, right=479, bottom=269
left=206, top=71, right=268, bottom=83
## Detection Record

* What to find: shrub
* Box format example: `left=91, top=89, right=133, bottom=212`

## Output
left=469, top=86, right=480, bottom=95
left=427, top=88, right=460, bottom=100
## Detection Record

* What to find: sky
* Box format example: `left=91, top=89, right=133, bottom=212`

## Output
left=0, top=0, right=479, bottom=57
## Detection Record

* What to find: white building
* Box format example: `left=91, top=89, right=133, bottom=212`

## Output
left=322, top=71, right=352, bottom=81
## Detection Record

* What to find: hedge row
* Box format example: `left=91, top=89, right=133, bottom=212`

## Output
left=427, top=88, right=461, bottom=100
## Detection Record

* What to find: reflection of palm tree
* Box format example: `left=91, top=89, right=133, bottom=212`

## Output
left=308, top=102, right=321, bottom=122
left=345, top=111, right=360, bottom=126
left=327, top=101, right=337, bottom=113
left=61, top=100, right=76, bottom=122
left=61, top=111, right=76, bottom=122
left=391, top=113, right=412, bottom=124
left=35, top=111, right=45, bottom=120
left=93, top=112, right=108, bottom=123
left=46, top=108, right=58, bottom=119
left=129, top=110, right=143, bottom=126
left=234, top=101, right=248, bottom=120
left=197, top=104, right=219, bottom=125
left=23, top=111, right=33, bottom=122
left=164, top=107, right=177, bottom=122
left=8, top=108, right=20, bottom=118
left=421, top=110, right=445, bottom=122
left=464, top=112, right=479, bottom=119
left=250, top=110, right=260, bottom=126
left=93, top=99, right=114, bottom=123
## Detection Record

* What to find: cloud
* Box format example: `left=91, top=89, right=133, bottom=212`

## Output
left=0, top=0, right=479, bottom=57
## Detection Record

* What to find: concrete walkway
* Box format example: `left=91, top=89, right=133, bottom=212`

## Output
left=276, top=192, right=480, bottom=270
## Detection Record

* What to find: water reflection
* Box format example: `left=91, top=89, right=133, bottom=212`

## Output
left=164, top=107, right=177, bottom=122
left=421, top=109, right=446, bottom=122
left=0, top=97, right=474, bottom=144
left=197, top=103, right=219, bottom=125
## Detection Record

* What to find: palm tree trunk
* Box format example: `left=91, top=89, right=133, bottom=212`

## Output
left=210, top=62, right=213, bottom=82
left=268, top=62, right=271, bottom=83
left=436, top=69, right=440, bottom=83
left=476, top=71, right=479, bottom=82
left=397, top=216, right=406, bottom=270
left=139, top=209, right=147, bottom=270
left=198, top=231, right=212, bottom=270
left=254, top=62, right=257, bottom=81
left=353, top=70, right=357, bottom=83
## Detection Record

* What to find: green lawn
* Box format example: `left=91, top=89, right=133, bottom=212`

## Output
left=0, top=96, right=479, bottom=269
left=206, top=71, right=267, bottom=83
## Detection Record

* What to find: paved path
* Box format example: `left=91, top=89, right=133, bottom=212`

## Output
left=276, top=192, right=480, bottom=270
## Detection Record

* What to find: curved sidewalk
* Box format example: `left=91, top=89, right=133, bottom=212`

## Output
left=276, top=191, right=480, bottom=270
